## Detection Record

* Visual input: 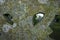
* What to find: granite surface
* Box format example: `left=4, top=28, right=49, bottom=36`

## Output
left=0, top=0, right=59, bottom=40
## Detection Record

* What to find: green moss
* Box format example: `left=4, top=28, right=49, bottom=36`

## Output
left=49, top=15, right=60, bottom=40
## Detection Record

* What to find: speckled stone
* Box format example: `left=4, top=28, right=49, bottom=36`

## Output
left=0, top=0, right=59, bottom=40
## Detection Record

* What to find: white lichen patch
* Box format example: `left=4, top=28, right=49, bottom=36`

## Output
left=0, top=0, right=5, bottom=5
left=2, top=23, right=17, bottom=32
left=2, top=24, right=12, bottom=32
left=36, top=13, right=44, bottom=20
left=18, top=0, right=22, bottom=4
left=38, top=0, right=48, bottom=4
left=12, top=23, right=17, bottom=28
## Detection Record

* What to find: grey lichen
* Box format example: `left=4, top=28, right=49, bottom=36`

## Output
left=0, top=0, right=5, bottom=5
left=0, top=0, right=59, bottom=40
left=38, top=0, right=48, bottom=4
left=2, top=23, right=17, bottom=32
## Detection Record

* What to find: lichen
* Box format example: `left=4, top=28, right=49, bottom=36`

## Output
left=0, top=0, right=59, bottom=40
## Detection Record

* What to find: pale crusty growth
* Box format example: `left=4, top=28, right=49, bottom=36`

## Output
left=0, top=0, right=5, bottom=5
left=38, top=0, right=48, bottom=4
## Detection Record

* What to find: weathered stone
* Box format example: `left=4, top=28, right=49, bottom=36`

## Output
left=0, top=0, right=5, bottom=5
left=0, top=0, right=59, bottom=40
left=38, top=0, right=48, bottom=4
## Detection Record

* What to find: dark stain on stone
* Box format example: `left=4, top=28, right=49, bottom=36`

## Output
left=49, top=15, right=60, bottom=40
left=3, top=13, right=13, bottom=25
left=54, top=15, right=60, bottom=22
left=33, top=12, right=44, bottom=25
left=0, top=32, right=1, bottom=36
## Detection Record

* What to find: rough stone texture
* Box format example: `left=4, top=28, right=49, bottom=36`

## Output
left=38, top=0, right=48, bottom=4
left=0, top=0, right=59, bottom=40
left=0, top=0, right=5, bottom=5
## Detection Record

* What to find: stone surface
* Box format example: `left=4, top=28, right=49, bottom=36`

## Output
left=0, top=0, right=59, bottom=40
left=0, top=0, right=5, bottom=5
left=38, top=0, right=48, bottom=4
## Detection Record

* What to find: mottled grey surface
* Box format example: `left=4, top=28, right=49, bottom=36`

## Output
left=0, top=0, right=59, bottom=40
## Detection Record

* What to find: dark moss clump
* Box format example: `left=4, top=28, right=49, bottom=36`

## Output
left=54, top=15, right=60, bottom=22
left=0, top=32, right=1, bottom=36
left=49, top=15, right=60, bottom=40
left=33, top=14, right=38, bottom=25
left=3, top=13, right=13, bottom=25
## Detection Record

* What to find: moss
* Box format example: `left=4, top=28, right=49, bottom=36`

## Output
left=49, top=15, right=60, bottom=40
